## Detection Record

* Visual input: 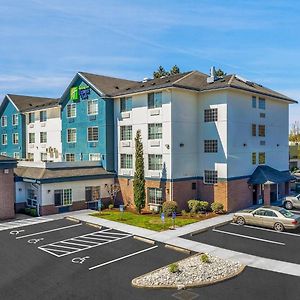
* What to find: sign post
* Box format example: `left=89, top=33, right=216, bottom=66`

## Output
left=98, top=199, right=102, bottom=213
left=172, top=211, right=176, bottom=229
left=119, top=205, right=124, bottom=220
left=161, top=212, right=165, bottom=230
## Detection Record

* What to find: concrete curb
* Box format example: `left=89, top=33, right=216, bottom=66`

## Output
left=64, top=216, right=81, bottom=223
left=165, top=244, right=191, bottom=254
left=133, top=236, right=155, bottom=245
left=85, top=222, right=102, bottom=229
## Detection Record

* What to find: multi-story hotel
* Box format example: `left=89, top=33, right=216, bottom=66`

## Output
left=0, top=68, right=296, bottom=215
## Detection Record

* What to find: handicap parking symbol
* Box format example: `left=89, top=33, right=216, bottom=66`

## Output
left=28, top=238, right=44, bottom=244
left=10, top=229, right=25, bottom=235
left=72, top=256, right=90, bottom=264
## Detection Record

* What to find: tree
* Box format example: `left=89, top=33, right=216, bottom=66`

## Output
left=105, top=183, right=120, bottom=206
left=170, top=65, right=180, bottom=75
left=153, top=65, right=181, bottom=78
left=215, top=68, right=227, bottom=77
left=133, top=130, right=145, bottom=213
left=289, top=121, right=300, bottom=142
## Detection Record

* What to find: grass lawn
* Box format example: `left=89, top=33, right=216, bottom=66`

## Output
left=90, top=210, right=216, bottom=231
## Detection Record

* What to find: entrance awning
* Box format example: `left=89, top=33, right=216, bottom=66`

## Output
left=248, top=165, right=294, bottom=185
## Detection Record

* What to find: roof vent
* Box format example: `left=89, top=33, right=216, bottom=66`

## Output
left=207, top=66, right=217, bottom=84
left=142, top=78, right=151, bottom=83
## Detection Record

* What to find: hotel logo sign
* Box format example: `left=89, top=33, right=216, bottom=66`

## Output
left=70, top=85, right=91, bottom=102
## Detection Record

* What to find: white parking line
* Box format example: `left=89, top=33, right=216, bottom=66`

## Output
left=89, top=245, right=158, bottom=271
left=16, top=223, right=83, bottom=239
left=0, top=217, right=53, bottom=231
left=212, top=228, right=286, bottom=245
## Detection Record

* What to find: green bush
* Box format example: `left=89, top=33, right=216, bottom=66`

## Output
left=188, top=200, right=210, bottom=213
left=24, top=208, right=31, bottom=215
left=181, top=210, right=187, bottom=216
left=108, top=204, right=114, bottom=210
left=198, top=201, right=209, bottom=212
left=211, top=202, right=224, bottom=213
left=168, top=263, right=179, bottom=273
left=200, top=253, right=210, bottom=263
left=162, top=201, right=177, bottom=216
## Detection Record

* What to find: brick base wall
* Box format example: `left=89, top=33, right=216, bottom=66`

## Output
left=15, top=202, right=26, bottom=213
left=0, top=171, right=15, bottom=220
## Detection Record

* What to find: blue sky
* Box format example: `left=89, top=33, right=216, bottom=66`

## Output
left=0, top=0, right=300, bottom=124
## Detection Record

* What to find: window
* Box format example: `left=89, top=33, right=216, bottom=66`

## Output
left=120, top=154, right=133, bottom=169
left=1, top=152, right=7, bottom=156
left=29, top=112, right=35, bottom=123
left=204, top=170, right=218, bottom=184
left=204, top=108, right=218, bottom=122
left=204, top=140, right=218, bottom=153
left=252, top=152, right=256, bottom=165
left=260, top=113, right=266, bottom=118
left=192, top=182, right=197, bottom=190
left=148, top=92, right=162, bottom=109
left=12, top=114, right=18, bottom=126
left=67, top=103, right=76, bottom=118
left=87, top=99, right=98, bottom=115
left=89, top=153, right=101, bottom=161
left=88, top=127, right=99, bottom=142
left=85, top=186, right=100, bottom=202
left=54, top=189, right=72, bottom=206
left=2, top=134, right=7, bottom=145
left=148, top=188, right=163, bottom=205
left=265, top=210, right=277, bottom=217
left=258, top=125, right=265, bottom=137
left=67, top=128, right=76, bottom=143
left=259, top=98, right=266, bottom=109
left=260, top=140, right=266, bottom=146
left=65, top=153, right=75, bottom=162
left=40, top=132, right=47, bottom=143
left=254, top=209, right=266, bottom=216
left=1, top=116, right=7, bottom=127
left=120, top=97, right=132, bottom=112
left=27, top=189, right=37, bottom=207
left=259, top=152, right=265, bottom=164
left=27, top=153, right=34, bottom=161
left=29, top=133, right=35, bottom=144
left=252, top=96, right=256, bottom=108
left=13, top=152, right=20, bottom=159
left=148, top=123, right=162, bottom=140
left=148, top=154, right=162, bottom=170
left=12, top=133, right=19, bottom=144
left=40, top=111, right=47, bottom=122
left=120, top=126, right=132, bottom=141
left=41, top=153, right=47, bottom=162
left=252, top=124, right=256, bottom=136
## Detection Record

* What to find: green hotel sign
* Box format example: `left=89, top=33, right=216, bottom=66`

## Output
left=70, top=87, right=79, bottom=101
left=70, top=85, right=91, bottom=102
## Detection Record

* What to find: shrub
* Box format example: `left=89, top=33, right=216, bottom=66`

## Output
left=188, top=200, right=200, bottom=213
left=162, top=201, right=177, bottom=216
left=30, top=208, right=37, bottom=217
left=24, top=208, right=31, bottom=215
left=198, top=201, right=209, bottom=212
left=211, top=202, right=224, bottom=213
left=181, top=210, right=187, bottom=216
left=108, top=204, right=114, bottom=210
left=200, top=253, right=210, bottom=263
left=168, top=263, right=179, bottom=273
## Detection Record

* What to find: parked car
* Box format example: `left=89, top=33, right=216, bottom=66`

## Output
left=283, top=194, right=300, bottom=210
left=233, top=206, right=300, bottom=231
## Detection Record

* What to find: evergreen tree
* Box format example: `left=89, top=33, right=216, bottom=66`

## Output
left=215, top=68, right=226, bottom=77
left=133, top=130, right=145, bottom=213
left=170, top=65, right=180, bottom=75
left=153, top=65, right=169, bottom=78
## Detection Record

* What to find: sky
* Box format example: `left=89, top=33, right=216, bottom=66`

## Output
left=1, top=0, right=300, bottom=125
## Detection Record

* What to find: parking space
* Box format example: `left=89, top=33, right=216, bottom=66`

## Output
left=184, top=222, right=300, bottom=264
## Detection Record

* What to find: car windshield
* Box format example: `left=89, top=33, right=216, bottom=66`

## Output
left=279, top=209, right=294, bottom=218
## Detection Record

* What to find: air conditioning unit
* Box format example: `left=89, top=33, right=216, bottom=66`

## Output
left=41, top=123, right=46, bottom=127
left=150, top=140, right=160, bottom=147
left=121, top=141, right=131, bottom=147
left=149, top=109, right=160, bottom=116
left=121, top=112, right=130, bottom=119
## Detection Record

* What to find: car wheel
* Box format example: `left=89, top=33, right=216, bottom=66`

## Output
left=236, top=217, right=245, bottom=225
left=274, top=222, right=284, bottom=232
left=284, top=201, right=293, bottom=210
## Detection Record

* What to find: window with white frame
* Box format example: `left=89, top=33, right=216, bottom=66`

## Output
left=204, top=108, right=218, bottom=122
left=65, top=153, right=75, bottom=162
left=54, top=189, right=72, bottom=206
left=148, top=188, right=163, bottom=205
left=148, top=154, right=162, bottom=170
left=120, top=126, right=132, bottom=141
left=87, top=99, right=98, bottom=115
left=120, top=97, right=132, bottom=112
left=1, top=116, right=7, bottom=127
left=40, top=132, right=47, bottom=143
left=27, top=153, right=34, bottom=161
left=29, top=133, right=35, bottom=144
left=41, top=153, right=47, bottom=162
left=63, top=189, right=72, bottom=206
left=204, top=140, right=218, bottom=153
left=27, top=189, right=37, bottom=207
left=67, top=128, right=76, bottom=143
left=148, top=92, right=162, bottom=109
left=12, top=133, right=19, bottom=144
left=120, top=154, right=133, bottom=169
left=204, top=170, right=218, bottom=184
left=259, top=98, right=266, bottom=110
left=40, top=110, right=47, bottom=122
left=12, top=114, right=18, bottom=126
left=89, top=153, right=101, bottom=161
left=85, top=186, right=100, bottom=202
left=1, top=134, right=7, bottom=145
left=252, top=96, right=257, bottom=108
left=148, top=123, right=162, bottom=139
left=13, top=152, right=20, bottom=159
left=67, top=103, right=76, bottom=118
left=87, top=127, right=99, bottom=142
left=28, top=112, right=35, bottom=123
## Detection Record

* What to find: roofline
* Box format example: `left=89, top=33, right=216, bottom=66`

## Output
left=78, top=72, right=106, bottom=96
left=21, top=103, right=61, bottom=113
left=6, top=94, right=20, bottom=111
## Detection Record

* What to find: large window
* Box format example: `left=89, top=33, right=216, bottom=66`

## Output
left=1, top=116, right=7, bottom=127
left=27, top=153, right=34, bottom=161
left=252, top=96, right=257, bottom=108
left=204, top=108, right=218, bottom=122
left=148, top=92, right=162, bottom=109
left=85, top=186, right=100, bottom=202
left=12, top=133, right=19, bottom=144
left=252, top=124, right=256, bottom=136
left=29, top=133, right=35, bottom=144
left=29, top=112, right=35, bottom=123
left=13, top=152, right=20, bottom=159
left=148, top=123, right=162, bottom=139
left=12, top=114, right=18, bottom=126
left=120, top=97, right=132, bottom=112
left=67, top=128, right=76, bottom=143
left=120, top=154, right=133, bottom=169
left=258, top=125, right=265, bottom=137
left=148, top=154, right=162, bottom=170
left=1, top=134, right=7, bottom=145
left=252, top=152, right=256, bottom=165
left=40, top=132, right=47, bottom=143
left=54, top=189, right=72, bottom=206
left=89, top=153, right=101, bottom=161
left=65, top=153, right=75, bottom=162
left=27, top=189, right=37, bottom=207
left=148, top=188, right=163, bottom=205
left=259, top=152, right=266, bottom=164
left=120, top=126, right=132, bottom=141
left=67, top=103, right=76, bottom=118
left=40, top=110, right=47, bottom=122
left=259, top=98, right=266, bottom=110
left=204, top=170, right=218, bottom=184
left=41, top=153, right=47, bottom=162
left=87, top=99, right=98, bottom=115
left=204, top=140, right=218, bottom=153
left=87, top=127, right=99, bottom=142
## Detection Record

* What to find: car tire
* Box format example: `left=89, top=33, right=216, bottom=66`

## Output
left=236, top=217, right=245, bottom=225
left=284, top=201, right=293, bottom=210
left=274, top=222, right=284, bottom=232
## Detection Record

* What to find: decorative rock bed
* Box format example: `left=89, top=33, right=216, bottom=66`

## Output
left=132, top=254, right=245, bottom=289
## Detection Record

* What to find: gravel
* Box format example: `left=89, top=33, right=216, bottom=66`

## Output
left=132, top=254, right=244, bottom=289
